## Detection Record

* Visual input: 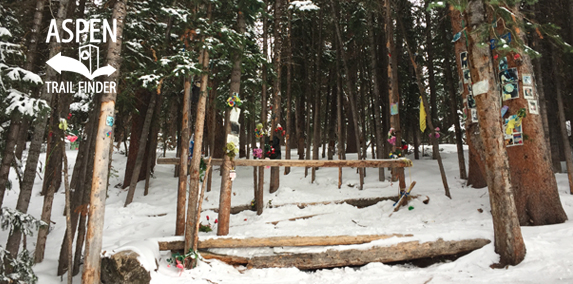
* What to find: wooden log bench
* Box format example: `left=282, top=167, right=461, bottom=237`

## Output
left=157, top=157, right=413, bottom=236
left=154, top=235, right=490, bottom=270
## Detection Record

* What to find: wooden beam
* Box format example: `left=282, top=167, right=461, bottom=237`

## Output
left=203, top=196, right=402, bottom=214
left=247, top=238, right=491, bottom=269
left=157, top=158, right=413, bottom=168
left=158, top=234, right=413, bottom=251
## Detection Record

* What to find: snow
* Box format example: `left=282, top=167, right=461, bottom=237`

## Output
left=2, top=144, right=573, bottom=283
left=0, top=27, right=12, bottom=37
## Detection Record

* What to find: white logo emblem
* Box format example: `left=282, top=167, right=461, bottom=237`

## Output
left=46, top=44, right=116, bottom=80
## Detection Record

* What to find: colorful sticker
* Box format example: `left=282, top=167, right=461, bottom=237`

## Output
left=467, top=95, right=476, bottom=109
left=106, top=116, right=114, bottom=127
left=503, top=115, right=523, bottom=147
left=390, top=103, right=398, bottom=115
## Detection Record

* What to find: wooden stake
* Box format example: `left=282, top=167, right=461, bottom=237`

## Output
left=189, top=158, right=212, bottom=267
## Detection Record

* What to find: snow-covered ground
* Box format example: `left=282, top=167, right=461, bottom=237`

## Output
left=3, top=144, right=573, bottom=283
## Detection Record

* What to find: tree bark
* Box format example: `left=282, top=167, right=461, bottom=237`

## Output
left=0, top=0, right=46, bottom=209
left=184, top=4, right=212, bottom=262
left=121, top=90, right=152, bottom=188
left=441, top=12, right=467, bottom=180
left=425, top=4, right=438, bottom=160
left=82, top=1, right=127, bottom=282
left=218, top=9, right=246, bottom=236
left=330, top=0, right=364, bottom=189
left=284, top=7, right=293, bottom=175
left=551, top=46, right=573, bottom=194
left=464, top=0, right=525, bottom=266
left=125, top=92, right=157, bottom=206
left=384, top=0, right=404, bottom=188
left=311, top=14, right=323, bottom=184
left=499, top=6, right=568, bottom=225
left=448, top=5, right=486, bottom=188
left=5, top=0, right=69, bottom=259
left=367, top=12, right=385, bottom=181
left=269, top=0, right=283, bottom=194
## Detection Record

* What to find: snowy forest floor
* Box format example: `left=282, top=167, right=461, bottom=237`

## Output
left=3, top=144, right=573, bottom=283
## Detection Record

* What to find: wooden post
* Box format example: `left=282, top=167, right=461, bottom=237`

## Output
left=176, top=78, right=192, bottom=235
left=190, top=158, right=212, bottom=267
left=82, top=1, right=127, bottom=282
left=184, top=7, right=212, bottom=264
left=218, top=111, right=233, bottom=236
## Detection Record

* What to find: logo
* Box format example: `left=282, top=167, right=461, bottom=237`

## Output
left=45, top=19, right=118, bottom=94
left=47, top=44, right=116, bottom=80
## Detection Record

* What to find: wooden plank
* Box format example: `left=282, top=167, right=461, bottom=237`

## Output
left=203, top=196, right=401, bottom=214
left=158, top=234, right=413, bottom=251
left=247, top=238, right=491, bottom=269
left=157, top=158, right=413, bottom=168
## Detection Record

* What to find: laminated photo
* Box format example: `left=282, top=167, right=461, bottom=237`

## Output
left=523, top=86, right=535, bottom=100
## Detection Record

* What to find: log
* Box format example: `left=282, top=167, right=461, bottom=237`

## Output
left=247, top=238, right=491, bottom=269
left=200, top=251, right=248, bottom=266
left=203, top=196, right=402, bottom=214
left=158, top=234, right=413, bottom=251
left=157, top=157, right=413, bottom=168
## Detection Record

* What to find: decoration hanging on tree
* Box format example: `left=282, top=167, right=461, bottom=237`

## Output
left=429, top=127, right=441, bottom=139
left=254, top=123, right=264, bottom=138
left=419, top=97, right=426, bottom=132
left=387, top=128, right=396, bottom=146
left=274, top=124, right=286, bottom=137
left=225, top=142, right=239, bottom=160
left=226, top=93, right=242, bottom=108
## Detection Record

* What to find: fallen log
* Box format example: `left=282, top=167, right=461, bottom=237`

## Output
left=246, top=238, right=491, bottom=269
left=158, top=234, right=413, bottom=251
left=203, top=196, right=402, bottom=214
left=157, top=157, right=413, bottom=168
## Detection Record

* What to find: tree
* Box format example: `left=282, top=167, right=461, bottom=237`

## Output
left=82, top=0, right=128, bottom=282
left=463, top=0, right=525, bottom=266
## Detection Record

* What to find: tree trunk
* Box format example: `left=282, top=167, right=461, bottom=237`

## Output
left=425, top=4, right=438, bottom=160
left=498, top=6, right=568, bottom=226
left=464, top=0, right=525, bottom=266
left=284, top=8, right=293, bottom=175
left=122, top=90, right=152, bottom=188
left=35, top=90, right=72, bottom=262
left=218, top=10, right=246, bottom=237
left=269, top=0, right=284, bottom=194
left=448, top=5, right=486, bottom=187
left=184, top=5, right=213, bottom=262
left=441, top=13, right=467, bottom=180
left=0, top=0, right=46, bottom=209
left=311, top=15, right=323, bottom=184
left=144, top=93, right=163, bottom=196
left=330, top=0, right=364, bottom=189
left=5, top=0, right=69, bottom=260
left=125, top=92, right=157, bottom=206
left=57, top=91, right=100, bottom=276
left=367, top=12, right=385, bottom=181
left=551, top=46, right=573, bottom=194
left=82, top=1, right=127, bottom=282
left=384, top=0, right=404, bottom=188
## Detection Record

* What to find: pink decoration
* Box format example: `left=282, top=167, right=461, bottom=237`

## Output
left=66, top=135, right=78, bottom=142
left=387, top=136, right=396, bottom=145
